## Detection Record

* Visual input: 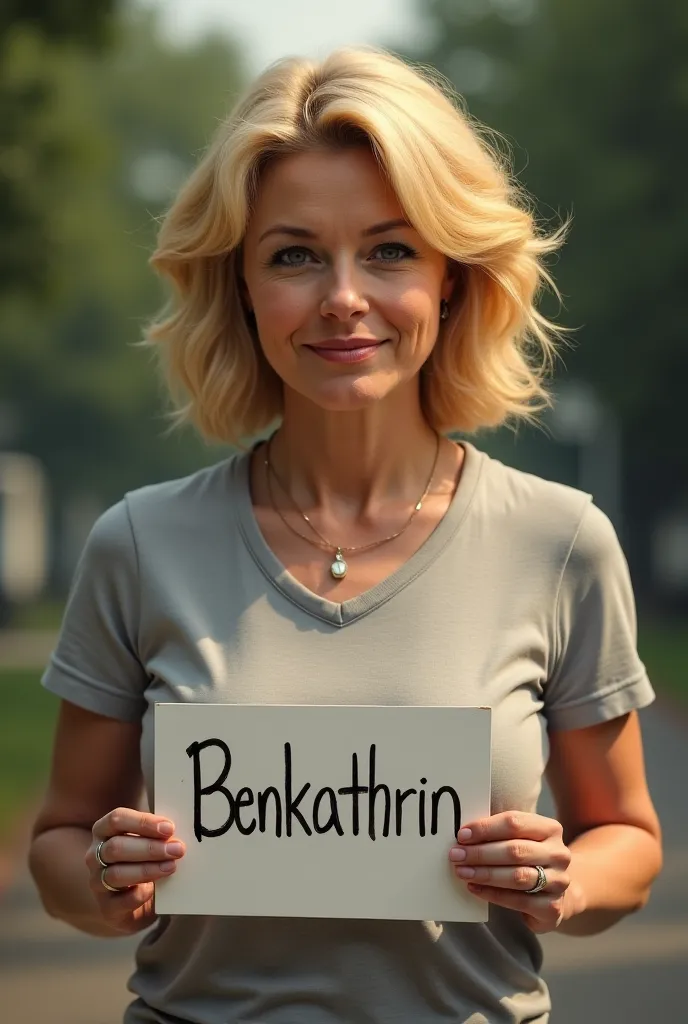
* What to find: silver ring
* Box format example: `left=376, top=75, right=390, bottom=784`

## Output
left=100, top=866, right=125, bottom=893
left=524, top=865, right=548, bottom=895
left=95, top=839, right=109, bottom=870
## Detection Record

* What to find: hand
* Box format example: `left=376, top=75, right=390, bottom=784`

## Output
left=448, top=811, right=572, bottom=934
left=86, top=808, right=186, bottom=935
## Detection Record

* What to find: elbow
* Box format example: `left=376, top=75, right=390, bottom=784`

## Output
left=27, top=837, right=56, bottom=918
left=27, top=833, right=41, bottom=890
left=27, top=827, right=67, bottom=921
left=631, top=888, right=651, bottom=915
left=647, top=822, right=664, bottom=883
left=632, top=831, right=663, bottom=914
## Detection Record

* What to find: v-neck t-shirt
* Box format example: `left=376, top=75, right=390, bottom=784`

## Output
left=41, top=440, right=655, bottom=1024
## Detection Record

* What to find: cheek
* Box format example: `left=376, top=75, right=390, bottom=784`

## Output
left=255, top=281, right=311, bottom=343
left=390, top=288, right=437, bottom=338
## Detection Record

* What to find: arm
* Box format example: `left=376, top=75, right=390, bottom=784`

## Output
left=547, top=710, right=662, bottom=936
left=447, top=711, right=661, bottom=935
left=447, top=504, right=661, bottom=932
left=29, top=700, right=184, bottom=938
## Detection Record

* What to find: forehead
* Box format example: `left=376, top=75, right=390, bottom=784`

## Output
left=249, top=148, right=403, bottom=228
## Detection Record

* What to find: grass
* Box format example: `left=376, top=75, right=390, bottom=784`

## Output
left=9, top=600, right=66, bottom=631
left=0, top=670, right=59, bottom=844
left=0, top=618, right=685, bottom=843
left=638, top=617, right=688, bottom=704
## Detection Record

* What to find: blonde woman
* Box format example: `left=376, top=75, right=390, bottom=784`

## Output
left=29, top=47, right=661, bottom=1024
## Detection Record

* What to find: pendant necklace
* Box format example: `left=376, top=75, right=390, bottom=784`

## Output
left=264, top=432, right=441, bottom=580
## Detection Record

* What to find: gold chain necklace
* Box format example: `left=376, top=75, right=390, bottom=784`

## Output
left=264, top=432, right=441, bottom=580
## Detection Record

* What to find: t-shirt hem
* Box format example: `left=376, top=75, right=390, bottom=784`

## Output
left=545, top=671, right=655, bottom=731
left=41, top=659, right=145, bottom=723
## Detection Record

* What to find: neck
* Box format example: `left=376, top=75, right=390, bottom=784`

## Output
left=268, top=386, right=440, bottom=516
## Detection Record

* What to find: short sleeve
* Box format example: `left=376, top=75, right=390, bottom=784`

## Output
left=544, top=501, right=655, bottom=731
left=41, top=498, right=148, bottom=722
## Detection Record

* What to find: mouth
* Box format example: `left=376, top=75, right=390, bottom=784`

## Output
left=304, top=338, right=387, bottom=365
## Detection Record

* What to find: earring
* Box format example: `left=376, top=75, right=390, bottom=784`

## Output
left=440, top=299, right=450, bottom=322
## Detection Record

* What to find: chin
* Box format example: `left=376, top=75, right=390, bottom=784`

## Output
left=307, top=374, right=394, bottom=412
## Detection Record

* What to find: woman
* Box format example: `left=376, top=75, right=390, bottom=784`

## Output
left=29, top=47, right=661, bottom=1024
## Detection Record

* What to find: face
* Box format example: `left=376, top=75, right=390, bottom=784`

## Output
left=241, top=147, right=455, bottom=413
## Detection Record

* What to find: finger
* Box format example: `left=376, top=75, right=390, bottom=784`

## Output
left=453, top=864, right=568, bottom=894
left=96, top=859, right=178, bottom=890
left=93, top=808, right=176, bottom=841
left=466, top=884, right=564, bottom=932
left=450, top=838, right=545, bottom=867
left=95, top=836, right=185, bottom=866
left=457, top=812, right=561, bottom=845
left=96, top=881, right=155, bottom=914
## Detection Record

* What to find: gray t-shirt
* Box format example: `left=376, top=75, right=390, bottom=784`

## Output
left=42, top=440, right=654, bottom=1024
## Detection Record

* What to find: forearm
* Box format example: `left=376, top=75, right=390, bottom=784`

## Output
left=29, top=826, right=130, bottom=938
left=559, top=823, right=662, bottom=937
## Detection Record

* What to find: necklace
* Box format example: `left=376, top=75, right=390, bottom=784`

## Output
left=264, top=432, right=441, bottom=580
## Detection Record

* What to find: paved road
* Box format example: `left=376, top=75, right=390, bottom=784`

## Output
left=1, top=703, right=686, bottom=1023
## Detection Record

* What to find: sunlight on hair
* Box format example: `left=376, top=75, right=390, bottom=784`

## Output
left=142, top=46, right=571, bottom=445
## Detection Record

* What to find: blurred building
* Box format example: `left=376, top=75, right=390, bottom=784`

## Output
left=0, top=452, right=49, bottom=625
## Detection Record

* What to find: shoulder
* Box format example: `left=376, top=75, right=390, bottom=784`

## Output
left=82, top=455, right=243, bottom=563
left=470, top=442, right=626, bottom=589
left=122, top=454, right=243, bottom=534
left=471, top=443, right=593, bottom=548
left=125, top=455, right=237, bottom=512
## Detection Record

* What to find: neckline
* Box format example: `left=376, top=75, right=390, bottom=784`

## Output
left=231, top=439, right=485, bottom=628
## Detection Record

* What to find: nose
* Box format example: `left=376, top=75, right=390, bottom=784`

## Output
left=319, top=261, right=370, bottom=322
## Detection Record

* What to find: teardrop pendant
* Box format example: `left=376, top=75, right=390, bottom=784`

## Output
left=330, top=548, right=348, bottom=579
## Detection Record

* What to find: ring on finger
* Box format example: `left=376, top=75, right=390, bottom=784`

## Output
left=95, top=839, right=109, bottom=870
left=100, top=866, right=128, bottom=893
left=524, top=864, right=548, bottom=895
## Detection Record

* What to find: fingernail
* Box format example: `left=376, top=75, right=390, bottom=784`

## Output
left=158, top=822, right=174, bottom=837
left=467, top=883, right=483, bottom=893
left=160, top=861, right=176, bottom=873
left=449, top=847, right=467, bottom=862
left=456, top=866, right=476, bottom=878
left=166, top=842, right=183, bottom=857
left=457, top=828, right=472, bottom=843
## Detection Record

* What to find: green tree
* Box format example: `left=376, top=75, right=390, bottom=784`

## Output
left=0, top=1, right=115, bottom=41
left=0, top=7, right=246, bottom=587
left=410, top=0, right=688, bottom=591
left=0, top=1, right=116, bottom=296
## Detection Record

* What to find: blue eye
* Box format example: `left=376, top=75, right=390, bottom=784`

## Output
left=267, top=247, right=314, bottom=268
left=265, top=241, right=419, bottom=269
left=372, top=243, right=419, bottom=262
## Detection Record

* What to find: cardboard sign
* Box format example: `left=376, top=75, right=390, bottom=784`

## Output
left=154, top=704, right=491, bottom=922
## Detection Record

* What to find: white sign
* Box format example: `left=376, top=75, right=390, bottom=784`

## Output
left=154, top=704, right=492, bottom=922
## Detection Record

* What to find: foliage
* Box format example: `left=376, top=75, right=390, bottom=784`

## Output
left=638, top=617, right=688, bottom=705
left=409, top=0, right=688, bottom=567
left=0, top=8, right=246, bottom=538
left=0, top=670, right=58, bottom=841
left=0, top=2, right=116, bottom=295
left=0, top=1, right=116, bottom=45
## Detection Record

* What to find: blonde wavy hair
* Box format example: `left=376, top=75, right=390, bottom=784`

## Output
left=144, top=46, right=569, bottom=444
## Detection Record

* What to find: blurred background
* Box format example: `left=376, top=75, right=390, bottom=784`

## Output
left=1, top=1, right=686, bottom=1021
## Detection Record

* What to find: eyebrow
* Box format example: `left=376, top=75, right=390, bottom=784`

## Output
left=257, top=218, right=411, bottom=245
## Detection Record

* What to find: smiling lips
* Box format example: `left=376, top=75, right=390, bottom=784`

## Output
left=305, top=338, right=386, bottom=364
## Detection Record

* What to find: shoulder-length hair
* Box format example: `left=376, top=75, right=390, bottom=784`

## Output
left=144, top=46, right=568, bottom=444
